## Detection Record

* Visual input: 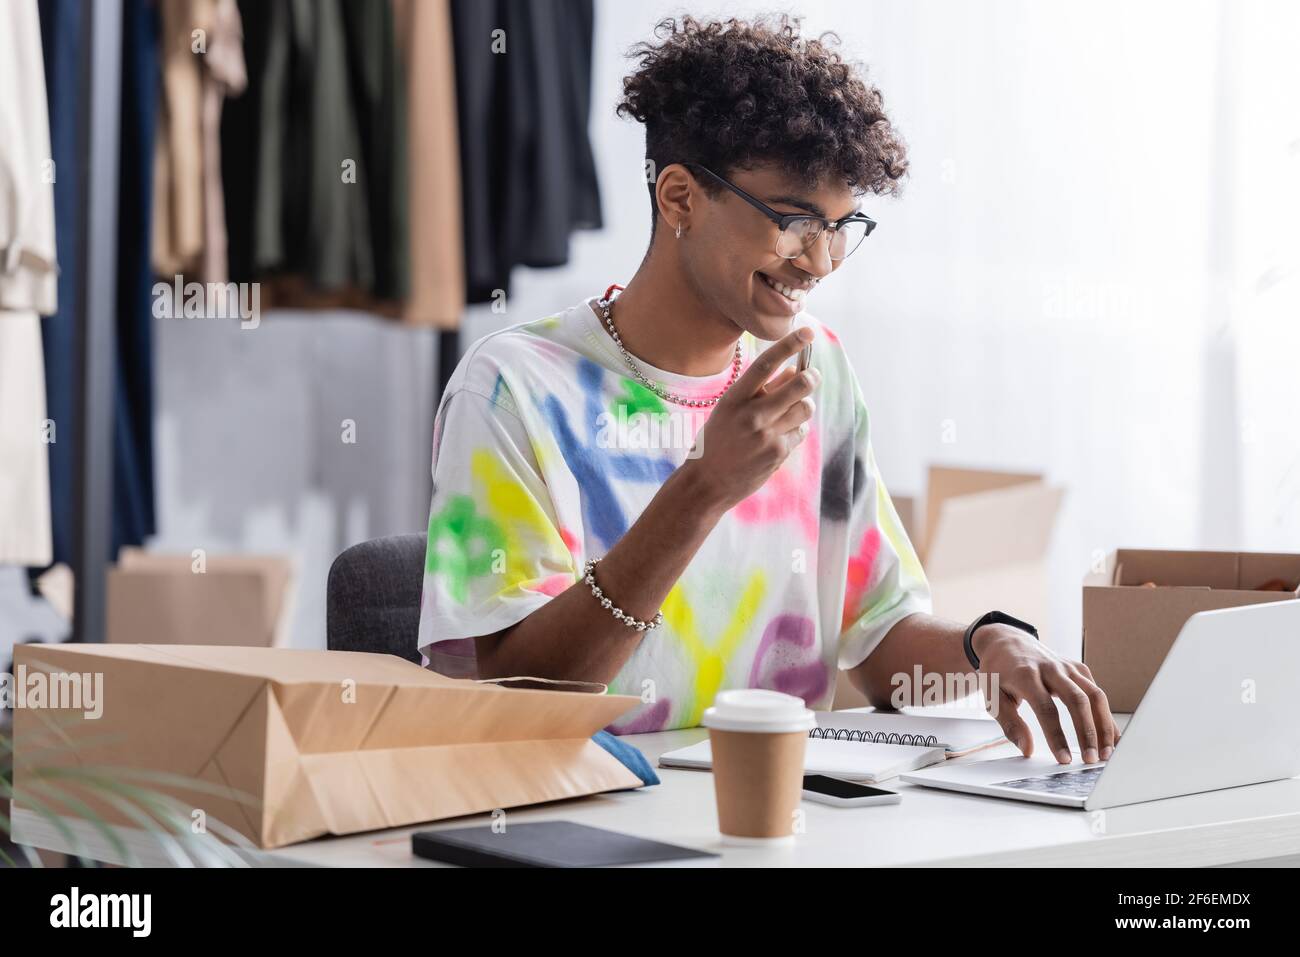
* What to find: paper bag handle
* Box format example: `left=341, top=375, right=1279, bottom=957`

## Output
left=475, top=675, right=609, bottom=694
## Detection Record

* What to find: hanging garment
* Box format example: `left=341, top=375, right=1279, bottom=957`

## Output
left=36, top=0, right=82, bottom=568
left=152, top=0, right=247, bottom=283
left=502, top=0, right=602, bottom=266
left=32, top=0, right=160, bottom=567
left=221, top=0, right=266, bottom=285
left=0, top=313, right=53, bottom=566
left=199, top=0, right=246, bottom=282
left=448, top=0, right=499, bottom=303
left=0, top=0, right=57, bottom=567
left=151, top=1, right=205, bottom=279
left=1, top=0, right=59, bottom=315
left=223, top=0, right=385, bottom=312
left=450, top=0, right=602, bottom=304
left=559, top=0, right=602, bottom=234
left=113, top=0, right=162, bottom=558
left=235, top=0, right=407, bottom=302
left=340, top=0, right=408, bottom=303
left=393, top=0, right=464, bottom=328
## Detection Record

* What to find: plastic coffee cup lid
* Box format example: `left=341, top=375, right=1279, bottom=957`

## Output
left=702, top=689, right=815, bottom=734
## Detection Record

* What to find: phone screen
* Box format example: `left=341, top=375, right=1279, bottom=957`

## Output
left=802, top=774, right=895, bottom=799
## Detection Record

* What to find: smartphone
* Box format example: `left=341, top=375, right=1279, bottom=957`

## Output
left=801, top=774, right=901, bottom=808
left=796, top=342, right=813, bottom=374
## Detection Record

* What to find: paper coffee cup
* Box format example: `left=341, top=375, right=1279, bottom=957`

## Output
left=702, top=689, right=814, bottom=845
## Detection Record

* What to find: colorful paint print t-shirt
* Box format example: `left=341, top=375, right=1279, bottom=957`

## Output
left=417, top=297, right=932, bottom=733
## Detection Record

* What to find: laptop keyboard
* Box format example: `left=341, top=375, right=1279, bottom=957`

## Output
left=993, top=766, right=1104, bottom=798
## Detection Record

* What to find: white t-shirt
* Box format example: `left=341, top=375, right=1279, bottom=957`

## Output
left=417, top=297, right=931, bottom=733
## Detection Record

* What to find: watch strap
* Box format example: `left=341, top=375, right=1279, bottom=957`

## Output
left=963, top=610, right=1039, bottom=670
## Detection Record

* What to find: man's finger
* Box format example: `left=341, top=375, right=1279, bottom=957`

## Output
left=758, top=369, right=819, bottom=427
left=758, top=365, right=799, bottom=396
left=1068, top=664, right=1119, bottom=759
left=770, top=394, right=815, bottom=437
left=1025, top=678, right=1073, bottom=764
left=1044, top=667, right=1099, bottom=764
left=734, top=328, right=815, bottom=399
left=988, top=691, right=1034, bottom=756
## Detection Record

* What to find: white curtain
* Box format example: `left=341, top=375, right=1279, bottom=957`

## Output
left=1230, top=2, right=1300, bottom=553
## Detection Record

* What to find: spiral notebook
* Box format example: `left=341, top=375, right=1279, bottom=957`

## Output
left=659, top=711, right=1007, bottom=784
left=804, top=711, right=1007, bottom=757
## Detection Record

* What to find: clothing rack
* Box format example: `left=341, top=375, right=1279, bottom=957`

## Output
left=66, top=3, right=459, bottom=642
left=58, top=0, right=608, bottom=641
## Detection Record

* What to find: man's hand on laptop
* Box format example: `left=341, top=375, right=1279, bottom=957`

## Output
left=971, top=625, right=1120, bottom=766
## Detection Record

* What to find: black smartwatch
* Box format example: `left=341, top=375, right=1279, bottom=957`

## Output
left=963, top=610, right=1039, bottom=670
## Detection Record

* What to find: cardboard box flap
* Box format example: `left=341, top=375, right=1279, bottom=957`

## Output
left=1113, top=548, right=1239, bottom=588
left=924, top=482, right=1064, bottom=577
left=924, top=465, right=1043, bottom=557
left=1102, top=549, right=1300, bottom=592
left=1237, top=553, right=1300, bottom=593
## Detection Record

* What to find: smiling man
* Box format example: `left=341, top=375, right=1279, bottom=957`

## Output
left=417, top=14, right=1118, bottom=765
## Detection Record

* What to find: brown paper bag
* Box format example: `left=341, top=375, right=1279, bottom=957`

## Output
left=11, top=643, right=643, bottom=849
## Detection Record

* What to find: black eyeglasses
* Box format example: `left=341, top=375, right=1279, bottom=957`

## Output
left=686, top=163, right=877, bottom=261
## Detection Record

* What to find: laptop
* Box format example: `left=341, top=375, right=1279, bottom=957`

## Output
left=901, top=600, right=1300, bottom=809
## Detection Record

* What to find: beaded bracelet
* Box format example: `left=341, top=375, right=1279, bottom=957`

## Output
left=583, top=558, right=664, bottom=632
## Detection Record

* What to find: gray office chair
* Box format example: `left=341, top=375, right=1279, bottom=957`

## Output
left=326, top=533, right=427, bottom=664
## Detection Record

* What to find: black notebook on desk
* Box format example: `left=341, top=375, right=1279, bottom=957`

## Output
left=411, top=821, right=717, bottom=868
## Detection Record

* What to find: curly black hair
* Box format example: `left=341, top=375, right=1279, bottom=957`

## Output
left=617, top=14, right=909, bottom=226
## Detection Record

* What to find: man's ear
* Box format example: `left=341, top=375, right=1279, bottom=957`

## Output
left=654, top=163, right=696, bottom=230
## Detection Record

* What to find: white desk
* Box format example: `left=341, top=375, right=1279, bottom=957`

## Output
left=13, top=710, right=1300, bottom=867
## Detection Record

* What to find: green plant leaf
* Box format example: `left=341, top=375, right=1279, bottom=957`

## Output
left=3, top=787, right=96, bottom=867
left=18, top=777, right=135, bottom=865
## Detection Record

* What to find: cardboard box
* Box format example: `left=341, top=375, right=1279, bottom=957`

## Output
left=107, top=548, right=296, bottom=647
left=1083, top=548, right=1300, bottom=711
left=10, top=644, right=643, bottom=849
left=835, top=466, right=1064, bottom=709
